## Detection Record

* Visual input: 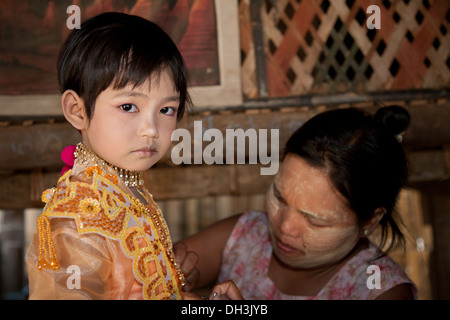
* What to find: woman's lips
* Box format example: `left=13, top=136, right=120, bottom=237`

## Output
left=275, top=237, right=301, bottom=255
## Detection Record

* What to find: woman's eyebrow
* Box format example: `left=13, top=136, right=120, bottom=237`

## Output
left=273, top=182, right=283, bottom=199
left=276, top=183, right=328, bottom=220
left=298, top=209, right=329, bottom=221
left=274, top=181, right=328, bottom=221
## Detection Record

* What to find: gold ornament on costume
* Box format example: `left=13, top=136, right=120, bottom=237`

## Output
left=35, top=143, right=186, bottom=299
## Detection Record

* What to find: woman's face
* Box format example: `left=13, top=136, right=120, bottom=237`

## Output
left=266, top=154, right=362, bottom=269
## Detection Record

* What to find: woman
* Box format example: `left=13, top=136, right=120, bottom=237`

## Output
left=177, top=106, right=417, bottom=300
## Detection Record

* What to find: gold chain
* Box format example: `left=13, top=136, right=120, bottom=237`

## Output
left=74, top=142, right=144, bottom=188
left=141, top=201, right=186, bottom=288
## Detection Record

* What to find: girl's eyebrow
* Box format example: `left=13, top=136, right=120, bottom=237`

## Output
left=162, top=95, right=180, bottom=103
left=112, top=91, right=149, bottom=98
left=112, top=91, right=180, bottom=103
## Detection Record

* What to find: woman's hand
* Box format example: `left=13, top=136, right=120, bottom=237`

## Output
left=183, top=280, right=244, bottom=300
left=209, top=280, right=244, bottom=300
left=173, top=242, right=199, bottom=292
left=183, top=291, right=204, bottom=300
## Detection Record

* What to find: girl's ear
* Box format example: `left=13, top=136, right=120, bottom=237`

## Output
left=61, top=90, right=89, bottom=130
left=362, top=207, right=386, bottom=237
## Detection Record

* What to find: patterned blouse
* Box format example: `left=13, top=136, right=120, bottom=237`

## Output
left=218, top=210, right=417, bottom=300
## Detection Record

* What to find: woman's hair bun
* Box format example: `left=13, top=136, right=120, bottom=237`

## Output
left=374, top=105, right=411, bottom=136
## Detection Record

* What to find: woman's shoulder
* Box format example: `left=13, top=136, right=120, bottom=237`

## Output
left=231, top=210, right=269, bottom=238
left=236, top=210, right=268, bottom=227
left=224, top=210, right=270, bottom=254
left=355, top=244, right=412, bottom=279
left=322, top=243, right=417, bottom=299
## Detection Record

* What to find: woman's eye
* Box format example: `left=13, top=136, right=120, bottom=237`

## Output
left=160, top=107, right=177, bottom=115
left=307, top=219, right=324, bottom=227
left=274, top=194, right=287, bottom=206
left=119, top=104, right=138, bottom=112
left=305, top=215, right=329, bottom=227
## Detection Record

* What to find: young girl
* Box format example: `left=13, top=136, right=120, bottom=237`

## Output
left=26, top=12, right=192, bottom=300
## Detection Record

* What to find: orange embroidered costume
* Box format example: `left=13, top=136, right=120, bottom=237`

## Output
left=26, top=143, right=185, bottom=299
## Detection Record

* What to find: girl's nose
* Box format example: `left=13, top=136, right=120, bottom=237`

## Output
left=139, top=114, right=159, bottom=138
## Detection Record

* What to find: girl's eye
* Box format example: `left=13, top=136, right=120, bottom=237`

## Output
left=119, top=104, right=138, bottom=112
left=160, top=107, right=177, bottom=115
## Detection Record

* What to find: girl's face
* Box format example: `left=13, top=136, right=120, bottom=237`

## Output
left=82, top=69, right=179, bottom=172
left=266, top=154, right=362, bottom=269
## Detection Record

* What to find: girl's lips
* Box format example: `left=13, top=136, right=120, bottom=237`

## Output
left=134, top=147, right=157, bottom=157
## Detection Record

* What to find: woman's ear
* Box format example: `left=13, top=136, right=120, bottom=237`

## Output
left=61, top=90, right=88, bottom=130
left=362, top=207, right=386, bottom=237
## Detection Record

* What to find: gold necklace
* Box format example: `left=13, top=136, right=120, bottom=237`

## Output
left=74, top=142, right=144, bottom=188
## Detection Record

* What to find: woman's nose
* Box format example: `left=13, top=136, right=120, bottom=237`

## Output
left=279, top=207, right=303, bottom=238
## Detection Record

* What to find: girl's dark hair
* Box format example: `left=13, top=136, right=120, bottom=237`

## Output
left=57, top=12, right=191, bottom=120
left=285, top=106, right=411, bottom=258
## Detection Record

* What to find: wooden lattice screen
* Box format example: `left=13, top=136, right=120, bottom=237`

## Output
left=239, top=0, right=450, bottom=98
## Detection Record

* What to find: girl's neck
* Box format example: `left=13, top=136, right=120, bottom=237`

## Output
left=74, top=142, right=145, bottom=188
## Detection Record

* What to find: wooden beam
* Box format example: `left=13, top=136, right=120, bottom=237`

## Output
left=146, top=164, right=274, bottom=201
left=1, top=100, right=450, bottom=171
left=0, top=122, right=80, bottom=170
left=0, top=170, right=60, bottom=209
left=408, top=149, right=450, bottom=183
left=0, top=149, right=448, bottom=209
left=0, top=164, right=274, bottom=209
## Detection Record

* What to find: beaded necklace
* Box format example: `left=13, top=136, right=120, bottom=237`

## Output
left=74, top=142, right=144, bottom=188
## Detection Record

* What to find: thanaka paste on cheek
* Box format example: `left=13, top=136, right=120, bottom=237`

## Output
left=298, top=224, right=360, bottom=268
left=265, top=183, right=278, bottom=215
left=266, top=155, right=361, bottom=269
